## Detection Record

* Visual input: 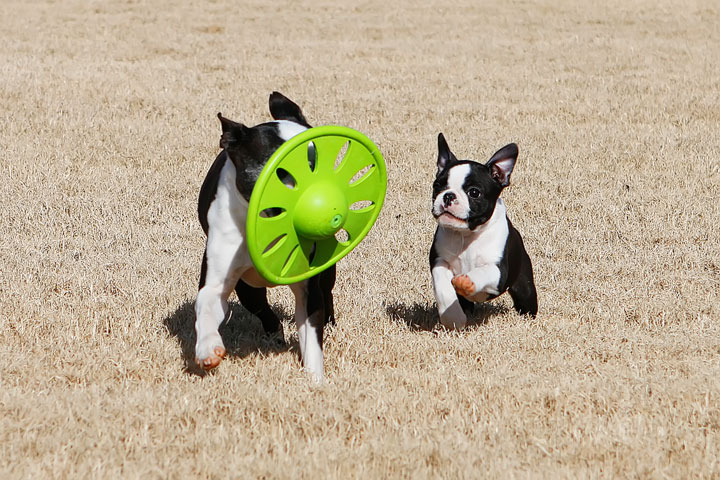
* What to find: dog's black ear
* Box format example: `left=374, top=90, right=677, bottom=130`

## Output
left=269, top=92, right=310, bottom=126
left=217, top=113, right=248, bottom=149
left=486, top=143, right=518, bottom=187
left=437, top=133, right=458, bottom=173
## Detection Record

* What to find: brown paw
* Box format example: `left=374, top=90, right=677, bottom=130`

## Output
left=196, top=346, right=226, bottom=371
left=451, top=274, right=476, bottom=297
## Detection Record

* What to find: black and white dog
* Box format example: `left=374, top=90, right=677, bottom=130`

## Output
left=430, top=133, right=537, bottom=328
left=195, top=92, right=335, bottom=381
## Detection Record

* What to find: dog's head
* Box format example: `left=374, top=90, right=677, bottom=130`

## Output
left=217, top=92, right=311, bottom=200
left=431, top=133, right=517, bottom=231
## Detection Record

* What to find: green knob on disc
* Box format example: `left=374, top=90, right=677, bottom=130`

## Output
left=293, top=181, right=348, bottom=240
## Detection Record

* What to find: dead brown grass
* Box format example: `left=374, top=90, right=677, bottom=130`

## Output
left=1, top=0, right=719, bottom=478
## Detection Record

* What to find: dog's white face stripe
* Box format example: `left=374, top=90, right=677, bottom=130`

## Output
left=447, top=164, right=470, bottom=197
left=275, top=120, right=308, bottom=142
left=433, top=163, right=471, bottom=224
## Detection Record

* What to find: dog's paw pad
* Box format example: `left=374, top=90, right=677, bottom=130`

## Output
left=451, top=275, right=475, bottom=297
left=196, top=346, right=225, bottom=371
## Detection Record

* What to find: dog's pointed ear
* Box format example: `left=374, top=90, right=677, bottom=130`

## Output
left=268, top=91, right=309, bottom=126
left=487, top=143, right=518, bottom=188
left=217, top=113, right=247, bottom=149
left=437, top=133, right=458, bottom=173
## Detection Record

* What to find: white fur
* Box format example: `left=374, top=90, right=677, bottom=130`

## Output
left=432, top=260, right=467, bottom=329
left=194, top=121, right=326, bottom=382
left=432, top=200, right=509, bottom=327
left=290, top=283, right=324, bottom=382
left=275, top=120, right=307, bottom=141
left=195, top=159, right=251, bottom=362
left=432, top=164, right=471, bottom=224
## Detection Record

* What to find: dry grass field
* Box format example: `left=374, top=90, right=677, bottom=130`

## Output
left=1, top=0, right=719, bottom=477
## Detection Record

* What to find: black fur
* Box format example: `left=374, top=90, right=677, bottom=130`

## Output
left=503, top=219, right=537, bottom=316
left=430, top=133, right=537, bottom=317
left=269, top=91, right=311, bottom=127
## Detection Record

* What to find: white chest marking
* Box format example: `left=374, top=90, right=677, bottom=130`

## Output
left=205, top=158, right=249, bottom=268
left=205, top=121, right=309, bottom=284
left=434, top=200, right=509, bottom=299
left=436, top=201, right=508, bottom=270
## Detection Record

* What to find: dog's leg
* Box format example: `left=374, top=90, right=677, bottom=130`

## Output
left=432, top=261, right=467, bottom=329
left=319, top=265, right=336, bottom=327
left=194, top=237, right=245, bottom=370
left=290, top=277, right=325, bottom=382
left=234, top=280, right=286, bottom=344
left=508, top=251, right=538, bottom=317
left=457, top=295, right=474, bottom=316
left=451, top=265, right=501, bottom=301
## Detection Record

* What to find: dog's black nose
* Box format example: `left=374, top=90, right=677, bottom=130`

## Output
left=443, top=192, right=456, bottom=207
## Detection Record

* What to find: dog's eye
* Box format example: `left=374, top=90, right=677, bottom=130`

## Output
left=467, top=187, right=481, bottom=198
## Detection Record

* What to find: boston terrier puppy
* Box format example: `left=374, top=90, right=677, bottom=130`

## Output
left=195, top=92, right=335, bottom=382
left=429, top=133, right=537, bottom=329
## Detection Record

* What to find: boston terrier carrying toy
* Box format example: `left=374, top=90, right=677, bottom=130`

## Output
left=430, top=133, right=538, bottom=329
left=195, top=92, right=335, bottom=381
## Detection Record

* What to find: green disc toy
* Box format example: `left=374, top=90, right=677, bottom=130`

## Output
left=247, top=126, right=387, bottom=285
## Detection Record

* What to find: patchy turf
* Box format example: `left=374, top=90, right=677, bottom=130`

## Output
left=1, top=0, right=718, bottom=477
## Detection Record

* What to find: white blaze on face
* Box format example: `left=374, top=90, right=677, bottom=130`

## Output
left=433, top=164, right=471, bottom=226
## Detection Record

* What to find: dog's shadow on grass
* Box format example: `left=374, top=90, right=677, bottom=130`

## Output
left=162, top=299, right=295, bottom=376
left=385, top=300, right=508, bottom=331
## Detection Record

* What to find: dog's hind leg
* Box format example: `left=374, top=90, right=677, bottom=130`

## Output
left=290, top=276, right=326, bottom=382
left=319, top=265, right=336, bottom=327
left=234, top=280, right=285, bottom=345
left=508, top=252, right=538, bottom=317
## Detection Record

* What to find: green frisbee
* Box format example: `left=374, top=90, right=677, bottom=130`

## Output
left=247, top=126, right=387, bottom=285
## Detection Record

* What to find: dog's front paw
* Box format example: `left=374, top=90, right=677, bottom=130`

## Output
left=439, top=311, right=467, bottom=330
left=195, top=333, right=226, bottom=371
left=451, top=274, right=476, bottom=298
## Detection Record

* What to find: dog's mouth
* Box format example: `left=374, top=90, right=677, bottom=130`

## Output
left=434, top=211, right=468, bottom=226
